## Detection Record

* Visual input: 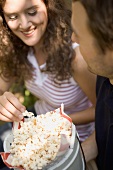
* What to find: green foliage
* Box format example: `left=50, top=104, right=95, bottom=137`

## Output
left=23, top=89, right=37, bottom=107
left=10, top=83, right=37, bottom=108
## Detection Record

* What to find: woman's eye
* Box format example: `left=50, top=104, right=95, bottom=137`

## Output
left=9, top=15, right=17, bottom=20
left=28, top=10, right=37, bottom=16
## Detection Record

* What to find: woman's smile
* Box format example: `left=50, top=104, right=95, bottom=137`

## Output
left=21, top=27, right=36, bottom=37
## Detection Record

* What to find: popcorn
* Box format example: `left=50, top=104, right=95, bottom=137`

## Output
left=22, top=110, right=34, bottom=117
left=0, top=104, right=72, bottom=170
left=7, top=104, right=72, bottom=170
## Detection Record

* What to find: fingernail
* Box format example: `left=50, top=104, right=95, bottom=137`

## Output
left=19, top=114, right=23, bottom=120
left=21, top=107, right=25, bottom=113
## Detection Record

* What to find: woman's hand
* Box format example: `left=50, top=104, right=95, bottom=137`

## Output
left=0, top=91, right=26, bottom=122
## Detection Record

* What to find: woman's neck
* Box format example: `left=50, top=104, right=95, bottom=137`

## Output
left=33, top=46, right=47, bottom=66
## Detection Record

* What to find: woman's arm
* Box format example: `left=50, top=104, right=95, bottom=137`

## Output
left=70, top=46, right=96, bottom=124
left=69, top=106, right=95, bottom=125
left=72, top=46, right=96, bottom=105
left=0, top=77, right=25, bottom=122
left=81, top=131, right=98, bottom=162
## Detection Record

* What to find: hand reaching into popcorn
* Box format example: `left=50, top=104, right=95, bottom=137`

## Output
left=0, top=91, right=25, bottom=122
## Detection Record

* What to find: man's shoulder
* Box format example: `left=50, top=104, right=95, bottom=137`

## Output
left=96, top=76, right=111, bottom=96
left=97, top=75, right=108, bottom=83
left=96, top=76, right=109, bottom=88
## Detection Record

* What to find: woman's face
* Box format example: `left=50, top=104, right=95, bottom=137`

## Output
left=3, top=0, right=48, bottom=47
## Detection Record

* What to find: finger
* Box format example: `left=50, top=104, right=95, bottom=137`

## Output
left=0, top=98, right=24, bottom=120
left=1, top=92, right=25, bottom=112
left=0, top=113, right=12, bottom=122
left=0, top=92, right=25, bottom=119
left=0, top=103, right=22, bottom=122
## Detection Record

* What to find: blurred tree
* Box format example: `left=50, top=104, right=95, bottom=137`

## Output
left=10, top=82, right=37, bottom=108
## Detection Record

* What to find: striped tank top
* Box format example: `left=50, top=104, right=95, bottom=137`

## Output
left=25, top=49, right=94, bottom=142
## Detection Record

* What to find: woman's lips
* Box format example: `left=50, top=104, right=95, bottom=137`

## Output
left=21, top=28, right=36, bottom=37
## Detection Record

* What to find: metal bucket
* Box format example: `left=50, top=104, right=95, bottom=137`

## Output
left=45, top=124, right=85, bottom=170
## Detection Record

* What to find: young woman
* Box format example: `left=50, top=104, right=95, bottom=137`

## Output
left=0, top=0, right=96, bottom=142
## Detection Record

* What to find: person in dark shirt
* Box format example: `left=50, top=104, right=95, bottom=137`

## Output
left=71, top=0, right=113, bottom=170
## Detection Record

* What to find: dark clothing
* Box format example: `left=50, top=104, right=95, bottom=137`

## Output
left=96, top=76, right=113, bottom=170
left=27, top=105, right=37, bottom=116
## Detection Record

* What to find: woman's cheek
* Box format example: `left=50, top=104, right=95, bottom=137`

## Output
left=7, top=21, right=18, bottom=30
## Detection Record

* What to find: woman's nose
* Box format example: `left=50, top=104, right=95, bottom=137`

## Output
left=19, top=15, right=31, bottom=30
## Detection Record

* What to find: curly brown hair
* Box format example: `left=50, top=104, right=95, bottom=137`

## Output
left=0, top=0, right=74, bottom=82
